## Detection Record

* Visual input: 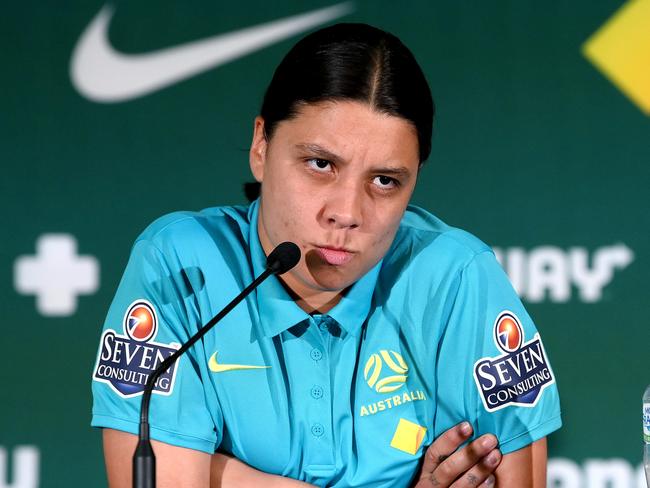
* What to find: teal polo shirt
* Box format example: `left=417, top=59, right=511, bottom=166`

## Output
left=92, top=200, right=561, bottom=487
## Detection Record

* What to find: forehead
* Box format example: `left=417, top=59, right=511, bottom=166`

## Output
left=272, top=100, right=420, bottom=168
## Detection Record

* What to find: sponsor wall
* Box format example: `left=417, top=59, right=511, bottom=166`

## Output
left=1, top=1, right=648, bottom=486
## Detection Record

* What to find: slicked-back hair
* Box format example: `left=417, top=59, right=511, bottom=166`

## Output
left=260, top=23, right=434, bottom=164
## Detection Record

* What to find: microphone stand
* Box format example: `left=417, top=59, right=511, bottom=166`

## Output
left=133, top=240, right=299, bottom=488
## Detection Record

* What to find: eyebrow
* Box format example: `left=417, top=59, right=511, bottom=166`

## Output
left=295, top=143, right=413, bottom=179
left=295, top=143, right=342, bottom=163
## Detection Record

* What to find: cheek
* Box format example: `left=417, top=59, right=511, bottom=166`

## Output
left=267, top=197, right=311, bottom=240
left=371, top=227, right=396, bottom=248
left=369, top=201, right=408, bottom=244
left=368, top=220, right=400, bottom=256
left=281, top=213, right=299, bottom=232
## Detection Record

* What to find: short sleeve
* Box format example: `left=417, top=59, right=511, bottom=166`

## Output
left=434, top=250, right=562, bottom=454
left=91, top=238, right=222, bottom=454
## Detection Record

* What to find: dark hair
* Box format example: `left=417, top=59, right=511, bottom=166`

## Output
left=245, top=23, right=435, bottom=201
left=263, top=23, right=433, bottom=160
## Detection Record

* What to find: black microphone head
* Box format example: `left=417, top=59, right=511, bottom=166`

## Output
left=266, top=242, right=301, bottom=275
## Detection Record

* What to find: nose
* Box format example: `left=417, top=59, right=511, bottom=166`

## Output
left=321, top=182, right=363, bottom=230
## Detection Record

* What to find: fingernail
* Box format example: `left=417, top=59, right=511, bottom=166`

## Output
left=460, top=421, right=472, bottom=435
left=487, top=450, right=500, bottom=466
left=481, top=435, right=497, bottom=449
left=485, top=474, right=495, bottom=486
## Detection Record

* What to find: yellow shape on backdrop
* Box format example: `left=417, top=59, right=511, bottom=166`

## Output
left=390, top=418, right=427, bottom=455
left=583, top=0, right=650, bottom=115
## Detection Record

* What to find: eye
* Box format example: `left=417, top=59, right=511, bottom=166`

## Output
left=373, top=175, right=398, bottom=190
left=306, top=158, right=332, bottom=172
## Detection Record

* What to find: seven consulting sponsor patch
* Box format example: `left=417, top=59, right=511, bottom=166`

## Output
left=473, top=311, right=555, bottom=412
left=93, top=300, right=180, bottom=397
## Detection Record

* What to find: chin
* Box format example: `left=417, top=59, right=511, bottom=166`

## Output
left=308, top=267, right=361, bottom=292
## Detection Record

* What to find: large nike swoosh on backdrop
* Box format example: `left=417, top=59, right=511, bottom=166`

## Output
left=70, top=3, right=353, bottom=103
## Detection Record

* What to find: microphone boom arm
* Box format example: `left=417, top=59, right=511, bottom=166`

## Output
left=138, top=267, right=273, bottom=435
left=133, top=241, right=300, bottom=488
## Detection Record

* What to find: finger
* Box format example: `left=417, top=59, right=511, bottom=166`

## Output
left=421, top=422, right=474, bottom=475
left=449, top=449, right=501, bottom=488
left=430, top=434, right=498, bottom=486
left=478, top=474, right=496, bottom=487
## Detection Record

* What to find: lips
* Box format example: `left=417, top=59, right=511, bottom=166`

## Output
left=315, top=247, right=354, bottom=266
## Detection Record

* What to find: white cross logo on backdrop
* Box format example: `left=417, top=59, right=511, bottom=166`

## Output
left=14, top=234, right=100, bottom=316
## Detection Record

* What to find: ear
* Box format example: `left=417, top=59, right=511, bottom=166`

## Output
left=249, top=116, right=267, bottom=183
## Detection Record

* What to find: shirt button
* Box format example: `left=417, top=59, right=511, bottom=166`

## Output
left=311, top=423, right=324, bottom=437
left=311, top=386, right=323, bottom=399
left=318, top=321, right=329, bottom=331
left=310, top=348, right=323, bottom=361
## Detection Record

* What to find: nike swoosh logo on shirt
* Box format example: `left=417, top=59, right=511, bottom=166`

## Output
left=70, top=3, right=353, bottom=103
left=208, top=351, right=270, bottom=373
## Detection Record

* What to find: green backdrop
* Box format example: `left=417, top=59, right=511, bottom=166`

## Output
left=1, top=1, right=648, bottom=486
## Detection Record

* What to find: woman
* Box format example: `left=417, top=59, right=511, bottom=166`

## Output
left=92, top=23, right=561, bottom=487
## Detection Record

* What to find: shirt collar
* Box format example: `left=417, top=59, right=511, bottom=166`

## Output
left=326, top=259, right=381, bottom=336
left=248, top=199, right=381, bottom=338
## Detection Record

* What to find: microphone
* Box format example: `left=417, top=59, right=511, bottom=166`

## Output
left=266, top=241, right=300, bottom=274
left=133, top=241, right=300, bottom=488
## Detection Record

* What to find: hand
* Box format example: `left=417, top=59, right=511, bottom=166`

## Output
left=414, top=422, right=501, bottom=487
